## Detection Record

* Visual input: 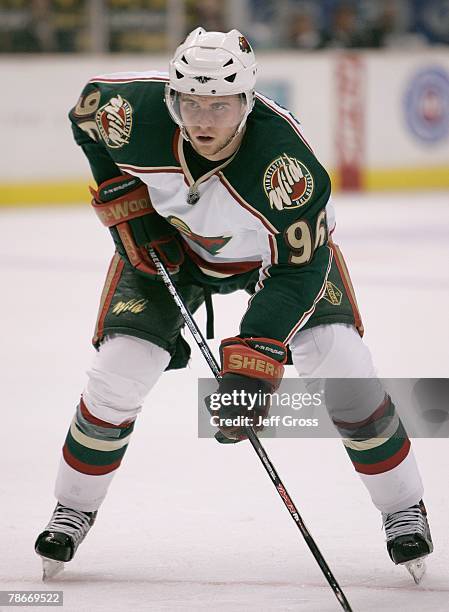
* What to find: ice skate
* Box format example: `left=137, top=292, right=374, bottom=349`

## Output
left=35, top=503, right=97, bottom=581
left=383, top=499, right=433, bottom=583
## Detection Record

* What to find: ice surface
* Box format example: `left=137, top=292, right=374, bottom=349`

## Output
left=1, top=192, right=448, bottom=611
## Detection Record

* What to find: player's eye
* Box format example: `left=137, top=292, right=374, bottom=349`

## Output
left=211, top=104, right=228, bottom=111
left=183, top=101, right=200, bottom=111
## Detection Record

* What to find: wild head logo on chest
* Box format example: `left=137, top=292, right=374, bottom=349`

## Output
left=167, top=216, right=231, bottom=255
left=264, top=154, right=314, bottom=210
left=96, top=95, right=133, bottom=148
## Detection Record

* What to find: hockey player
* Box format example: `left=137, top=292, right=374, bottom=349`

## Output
left=35, top=28, right=432, bottom=580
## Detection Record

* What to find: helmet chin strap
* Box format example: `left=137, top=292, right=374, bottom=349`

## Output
left=217, top=125, right=245, bottom=155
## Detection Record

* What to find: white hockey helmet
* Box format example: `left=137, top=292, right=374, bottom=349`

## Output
left=165, top=27, right=257, bottom=136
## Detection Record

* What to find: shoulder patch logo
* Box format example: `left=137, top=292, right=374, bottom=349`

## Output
left=96, top=95, right=133, bottom=148
left=167, top=216, right=231, bottom=255
left=263, top=154, right=314, bottom=211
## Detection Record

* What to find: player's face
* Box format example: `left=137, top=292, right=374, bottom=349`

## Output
left=179, top=94, right=246, bottom=160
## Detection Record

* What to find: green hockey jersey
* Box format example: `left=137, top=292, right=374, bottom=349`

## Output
left=70, top=70, right=338, bottom=345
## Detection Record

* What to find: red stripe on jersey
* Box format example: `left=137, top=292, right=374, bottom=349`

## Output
left=117, top=164, right=183, bottom=174
left=268, top=234, right=277, bottom=265
left=330, top=240, right=364, bottom=336
left=93, top=254, right=125, bottom=344
left=253, top=235, right=276, bottom=292
left=89, top=76, right=168, bottom=84
left=172, top=129, right=181, bottom=163
left=284, top=245, right=333, bottom=343
left=219, top=175, right=277, bottom=234
left=93, top=254, right=124, bottom=345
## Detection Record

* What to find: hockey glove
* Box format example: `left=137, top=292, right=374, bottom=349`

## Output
left=206, top=337, right=287, bottom=443
left=90, top=175, right=184, bottom=277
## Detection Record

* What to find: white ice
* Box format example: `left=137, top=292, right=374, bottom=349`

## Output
left=1, top=191, right=449, bottom=611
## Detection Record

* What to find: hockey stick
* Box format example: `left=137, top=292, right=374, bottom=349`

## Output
left=148, top=248, right=353, bottom=612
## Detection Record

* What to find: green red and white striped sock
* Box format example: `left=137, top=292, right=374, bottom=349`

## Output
left=62, top=399, right=135, bottom=476
left=334, top=395, right=410, bottom=475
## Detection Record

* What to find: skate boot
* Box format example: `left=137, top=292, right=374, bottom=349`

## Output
left=382, top=499, right=433, bottom=583
left=35, top=503, right=97, bottom=580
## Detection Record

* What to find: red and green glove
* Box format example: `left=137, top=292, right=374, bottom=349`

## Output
left=206, top=336, right=287, bottom=443
left=90, top=174, right=184, bottom=277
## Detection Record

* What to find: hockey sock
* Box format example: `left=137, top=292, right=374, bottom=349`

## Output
left=62, top=399, right=135, bottom=476
left=333, top=395, right=411, bottom=475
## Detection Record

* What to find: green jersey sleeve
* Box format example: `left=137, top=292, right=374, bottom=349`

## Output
left=69, top=82, right=122, bottom=184
left=230, top=96, right=333, bottom=344
left=239, top=241, right=332, bottom=345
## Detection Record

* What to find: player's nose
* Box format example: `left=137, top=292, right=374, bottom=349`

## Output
left=196, top=109, right=215, bottom=128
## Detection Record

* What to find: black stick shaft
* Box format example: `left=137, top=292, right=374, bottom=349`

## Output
left=148, top=248, right=352, bottom=612
left=244, top=426, right=353, bottom=611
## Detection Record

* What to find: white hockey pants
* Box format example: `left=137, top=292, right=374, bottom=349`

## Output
left=55, top=324, right=423, bottom=513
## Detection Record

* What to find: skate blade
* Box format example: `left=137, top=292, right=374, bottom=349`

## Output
left=404, top=557, right=426, bottom=584
left=42, top=559, right=64, bottom=581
